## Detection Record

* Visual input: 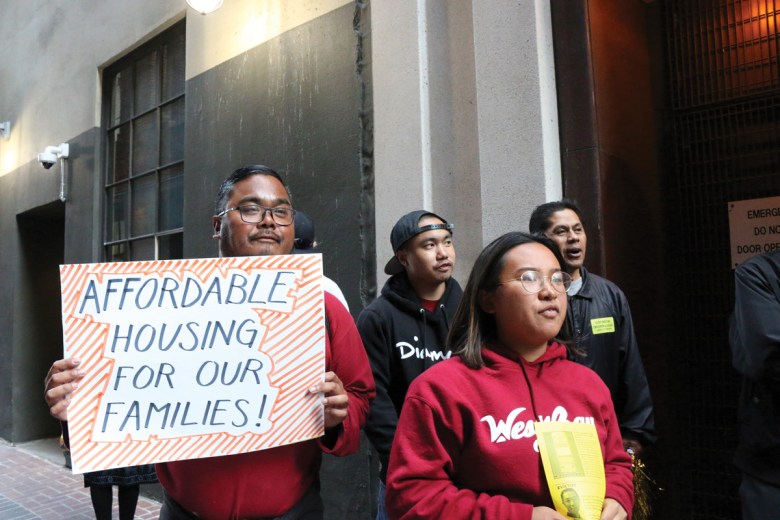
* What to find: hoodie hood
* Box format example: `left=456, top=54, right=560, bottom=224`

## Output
left=482, top=342, right=569, bottom=420
left=382, top=273, right=462, bottom=319
left=381, top=272, right=427, bottom=315
left=379, top=273, right=462, bottom=354
left=483, top=341, right=568, bottom=368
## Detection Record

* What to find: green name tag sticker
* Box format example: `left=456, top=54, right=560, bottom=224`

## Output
left=591, top=317, right=615, bottom=334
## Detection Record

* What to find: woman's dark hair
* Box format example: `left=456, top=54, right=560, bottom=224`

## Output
left=448, top=231, right=573, bottom=368
left=214, top=165, right=292, bottom=214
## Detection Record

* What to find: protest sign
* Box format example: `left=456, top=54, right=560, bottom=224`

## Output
left=60, top=254, right=326, bottom=474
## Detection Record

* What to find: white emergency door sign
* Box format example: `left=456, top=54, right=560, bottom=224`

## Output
left=728, top=196, right=780, bottom=268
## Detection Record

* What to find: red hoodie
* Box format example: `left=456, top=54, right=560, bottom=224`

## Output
left=386, top=342, right=633, bottom=520
left=156, top=292, right=375, bottom=519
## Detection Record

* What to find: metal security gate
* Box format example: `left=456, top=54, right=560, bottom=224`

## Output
left=663, top=1, right=780, bottom=518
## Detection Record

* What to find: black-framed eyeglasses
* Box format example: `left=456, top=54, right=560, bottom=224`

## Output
left=216, top=204, right=296, bottom=226
left=500, top=270, right=572, bottom=294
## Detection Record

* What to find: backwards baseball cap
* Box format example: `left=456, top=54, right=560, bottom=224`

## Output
left=384, top=210, right=454, bottom=275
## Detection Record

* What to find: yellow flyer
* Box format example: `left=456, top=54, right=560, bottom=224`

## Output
left=535, top=421, right=605, bottom=520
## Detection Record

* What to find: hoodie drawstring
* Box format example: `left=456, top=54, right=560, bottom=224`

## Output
left=519, top=361, right=540, bottom=421
left=439, top=302, right=451, bottom=330
left=418, top=308, right=428, bottom=351
left=419, top=303, right=455, bottom=368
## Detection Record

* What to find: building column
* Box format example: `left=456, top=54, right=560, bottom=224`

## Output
left=371, top=0, right=561, bottom=285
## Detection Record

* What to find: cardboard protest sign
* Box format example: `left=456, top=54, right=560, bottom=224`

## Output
left=60, top=254, right=326, bottom=474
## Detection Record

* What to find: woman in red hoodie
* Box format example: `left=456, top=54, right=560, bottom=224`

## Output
left=386, top=232, right=633, bottom=520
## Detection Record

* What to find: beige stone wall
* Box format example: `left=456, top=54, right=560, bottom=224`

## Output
left=0, top=0, right=184, bottom=176
left=371, top=0, right=561, bottom=285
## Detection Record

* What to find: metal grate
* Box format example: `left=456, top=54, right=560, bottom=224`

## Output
left=668, top=98, right=780, bottom=519
left=667, top=0, right=780, bottom=109
left=664, top=1, right=780, bottom=518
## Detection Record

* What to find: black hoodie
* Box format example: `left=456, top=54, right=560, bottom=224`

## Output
left=357, top=273, right=462, bottom=482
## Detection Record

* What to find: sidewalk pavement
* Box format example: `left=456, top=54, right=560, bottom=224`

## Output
left=0, top=438, right=161, bottom=520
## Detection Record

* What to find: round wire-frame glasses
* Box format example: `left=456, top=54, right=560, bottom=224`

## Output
left=500, top=270, right=572, bottom=294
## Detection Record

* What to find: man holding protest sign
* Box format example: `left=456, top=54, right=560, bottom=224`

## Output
left=45, top=165, right=375, bottom=520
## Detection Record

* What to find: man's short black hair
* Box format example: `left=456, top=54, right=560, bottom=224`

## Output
left=528, top=198, right=584, bottom=234
left=214, top=165, right=291, bottom=214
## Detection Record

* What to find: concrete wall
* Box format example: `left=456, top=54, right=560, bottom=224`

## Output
left=0, top=127, right=99, bottom=442
left=0, top=0, right=182, bottom=441
left=0, top=5, right=184, bottom=441
left=186, top=0, right=352, bottom=80
left=371, top=0, right=561, bottom=287
left=0, top=0, right=185, bottom=177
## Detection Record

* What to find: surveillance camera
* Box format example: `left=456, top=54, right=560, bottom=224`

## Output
left=38, top=150, right=58, bottom=169
left=37, top=143, right=69, bottom=169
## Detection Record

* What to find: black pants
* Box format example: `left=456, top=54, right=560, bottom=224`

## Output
left=740, top=473, right=780, bottom=520
left=89, top=485, right=140, bottom=520
left=159, top=483, right=323, bottom=520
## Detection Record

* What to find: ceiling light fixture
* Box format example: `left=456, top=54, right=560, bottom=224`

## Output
left=186, top=0, right=224, bottom=15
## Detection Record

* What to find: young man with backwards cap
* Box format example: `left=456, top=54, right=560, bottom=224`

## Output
left=357, top=210, right=462, bottom=519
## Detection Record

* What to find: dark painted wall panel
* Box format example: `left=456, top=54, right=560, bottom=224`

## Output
left=64, top=129, right=99, bottom=264
left=551, top=0, right=605, bottom=274
left=184, top=3, right=367, bottom=315
left=0, top=172, right=19, bottom=440
left=553, top=0, right=671, bottom=516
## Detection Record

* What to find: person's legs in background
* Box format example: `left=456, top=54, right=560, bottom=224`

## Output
left=89, top=485, right=113, bottom=520
left=117, top=484, right=141, bottom=520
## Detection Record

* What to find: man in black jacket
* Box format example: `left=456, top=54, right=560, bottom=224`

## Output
left=729, top=250, right=780, bottom=519
left=529, top=200, right=656, bottom=453
left=358, top=210, right=462, bottom=520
